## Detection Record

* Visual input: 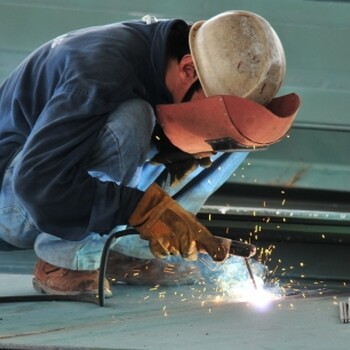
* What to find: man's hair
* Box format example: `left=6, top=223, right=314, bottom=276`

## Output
left=166, top=21, right=202, bottom=98
left=165, top=21, right=191, bottom=62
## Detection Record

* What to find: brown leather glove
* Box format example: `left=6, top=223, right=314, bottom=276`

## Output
left=129, top=183, right=230, bottom=261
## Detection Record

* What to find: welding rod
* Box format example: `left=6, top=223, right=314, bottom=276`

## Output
left=228, top=240, right=258, bottom=290
left=245, top=258, right=258, bottom=290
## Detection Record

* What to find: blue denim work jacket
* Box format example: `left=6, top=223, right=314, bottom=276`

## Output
left=0, top=18, right=185, bottom=240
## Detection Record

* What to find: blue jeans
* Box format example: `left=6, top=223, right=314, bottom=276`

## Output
left=0, top=99, right=248, bottom=270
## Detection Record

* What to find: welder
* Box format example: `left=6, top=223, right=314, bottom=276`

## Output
left=0, top=11, right=299, bottom=296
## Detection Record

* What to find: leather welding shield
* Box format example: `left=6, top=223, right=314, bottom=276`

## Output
left=156, top=93, right=300, bottom=155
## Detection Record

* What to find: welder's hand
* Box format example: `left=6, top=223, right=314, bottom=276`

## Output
left=129, top=183, right=230, bottom=261
left=151, top=151, right=212, bottom=186
left=151, top=124, right=212, bottom=186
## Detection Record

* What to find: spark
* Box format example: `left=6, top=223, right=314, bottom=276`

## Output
left=218, top=207, right=230, bottom=214
left=158, top=291, right=166, bottom=298
left=149, top=285, right=160, bottom=291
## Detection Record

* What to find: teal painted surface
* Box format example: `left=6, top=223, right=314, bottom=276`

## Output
left=0, top=0, right=349, bottom=191
left=1, top=248, right=350, bottom=349
left=0, top=3, right=349, bottom=347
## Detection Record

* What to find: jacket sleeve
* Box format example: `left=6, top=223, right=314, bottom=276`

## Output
left=13, top=87, right=144, bottom=241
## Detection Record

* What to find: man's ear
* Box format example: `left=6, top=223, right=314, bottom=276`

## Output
left=179, top=54, right=198, bottom=84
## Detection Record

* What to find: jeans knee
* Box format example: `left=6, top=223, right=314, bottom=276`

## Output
left=113, top=99, right=155, bottom=152
left=87, top=99, right=157, bottom=185
left=106, top=99, right=156, bottom=161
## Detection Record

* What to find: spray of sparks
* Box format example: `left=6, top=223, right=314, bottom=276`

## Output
left=114, top=166, right=349, bottom=316
left=133, top=255, right=285, bottom=316
left=197, top=254, right=284, bottom=310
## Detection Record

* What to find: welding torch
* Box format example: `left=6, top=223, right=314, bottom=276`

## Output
left=228, top=239, right=256, bottom=258
left=0, top=231, right=258, bottom=306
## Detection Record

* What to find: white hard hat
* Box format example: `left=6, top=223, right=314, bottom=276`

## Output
left=189, top=10, right=286, bottom=105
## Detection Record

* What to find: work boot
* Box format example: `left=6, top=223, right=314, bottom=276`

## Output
left=32, top=259, right=112, bottom=297
left=106, top=250, right=201, bottom=286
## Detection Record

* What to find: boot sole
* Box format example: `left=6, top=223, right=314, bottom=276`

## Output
left=32, top=278, right=113, bottom=298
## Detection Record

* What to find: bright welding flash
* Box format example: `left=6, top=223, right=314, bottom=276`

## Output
left=245, top=259, right=280, bottom=310
left=248, top=287, right=280, bottom=310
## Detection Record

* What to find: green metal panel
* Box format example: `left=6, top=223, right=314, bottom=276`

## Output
left=0, top=0, right=349, bottom=192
